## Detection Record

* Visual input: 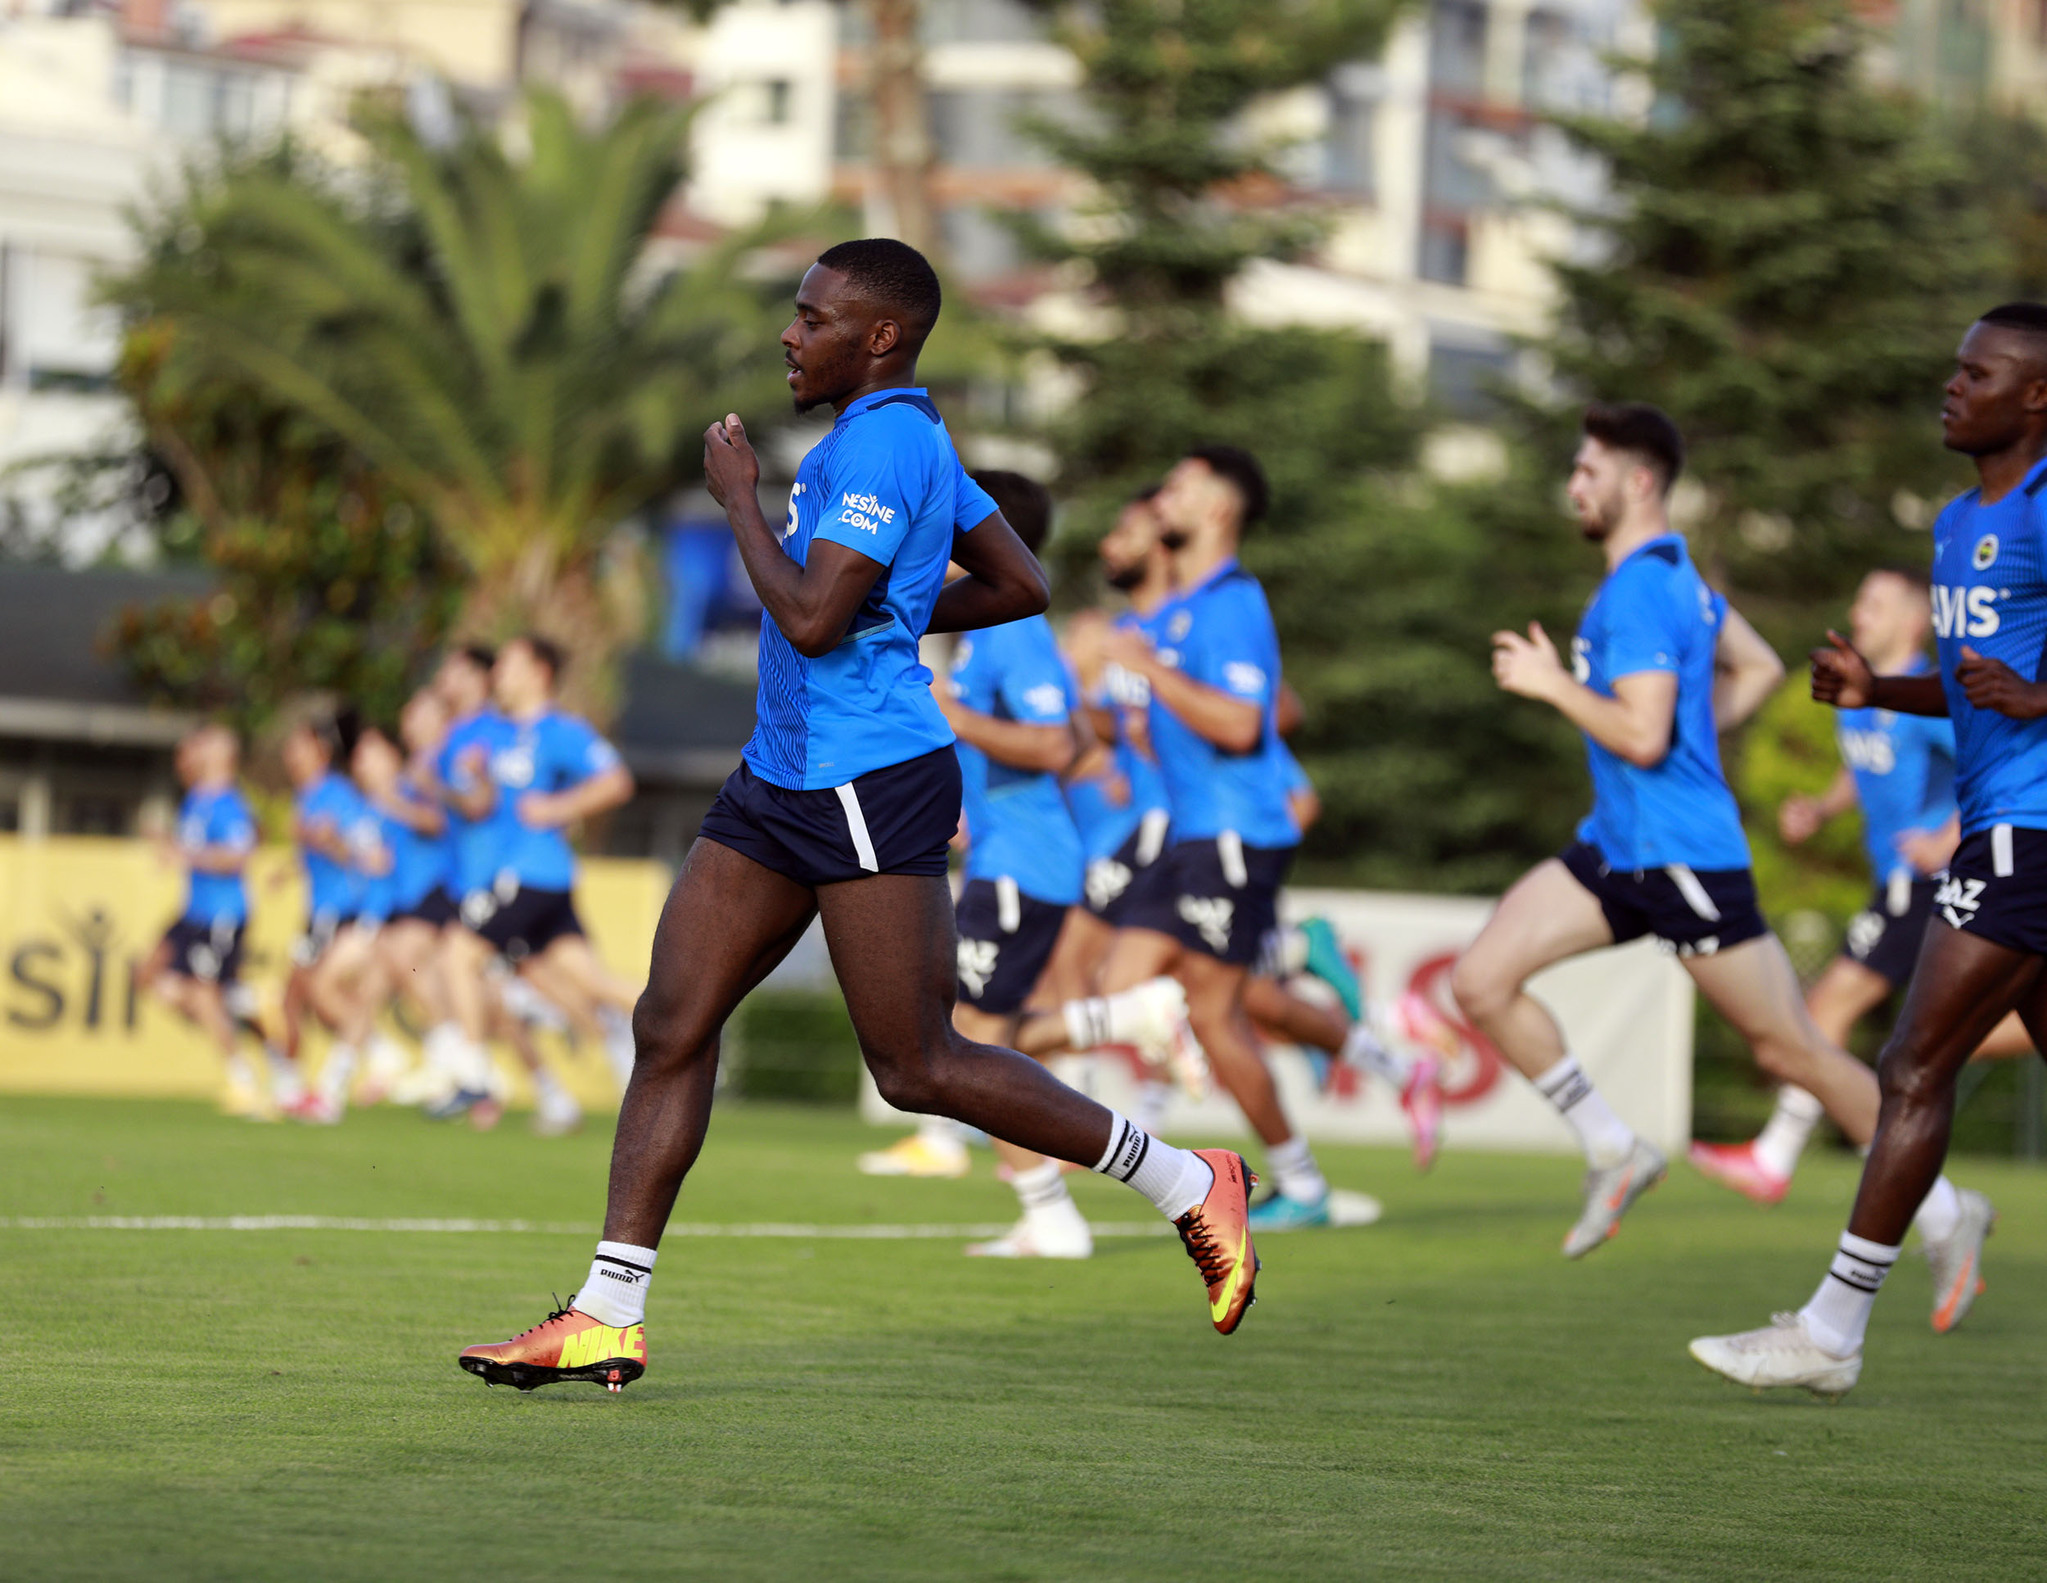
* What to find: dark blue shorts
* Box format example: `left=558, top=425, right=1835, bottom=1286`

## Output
left=465, top=884, right=583, bottom=962
left=1121, top=835, right=1295, bottom=966
left=699, top=746, right=961, bottom=889
left=1843, top=875, right=1935, bottom=987
left=1560, top=842, right=1768, bottom=957
left=955, top=877, right=1069, bottom=1016
left=1083, top=809, right=1173, bottom=925
left=1937, top=825, right=2047, bottom=957
left=162, top=917, right=244, bottom=984
left=391, top=885, right=460, bottom=929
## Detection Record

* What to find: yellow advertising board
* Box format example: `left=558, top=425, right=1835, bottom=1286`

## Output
left=0, top=836, right=668, bottom=1108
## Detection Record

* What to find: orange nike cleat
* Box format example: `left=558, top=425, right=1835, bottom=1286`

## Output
left=1175, top=1149, right=1260, bottom=1335
left=457, top=1298, right=646, bottom=1393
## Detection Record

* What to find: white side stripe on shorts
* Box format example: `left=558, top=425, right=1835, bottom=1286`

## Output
left=1218, top=829, right=1249, bottom=889
left=996, top=875, right=1022, bottom=934
left=1994, top=822, right=2015, bottom=879
left=834, top=782, right=880, bottom=872
left=1666, top=864, right=1722, bottom=922
left=1136, top=807, right=1171, bottom=867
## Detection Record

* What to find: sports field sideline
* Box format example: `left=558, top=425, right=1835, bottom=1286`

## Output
left=3, top=1096, right=2041, bottom=1581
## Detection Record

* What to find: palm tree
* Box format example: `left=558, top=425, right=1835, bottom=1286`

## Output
left=109, top=90, right=811, bottom=714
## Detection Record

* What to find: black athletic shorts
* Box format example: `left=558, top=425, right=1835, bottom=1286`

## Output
left=699, top=746, right=961, bottom=889
left=1559, top=841, right=1768, bottom=957
left=1083, top=809, right=1173, bottom=926
left=464, top=883, right=584, bottom=962
left=291, top=909, right=357, bottom=968
left=955, top=877, right=1069, bottom=1016
left=162, top=916, right=244, bottom=985
left=1936, top=824, right=2047, bottom=956
left=1842, top=875, right=1936, bottom=987
left=1122, top=835, right=1295, bottom=966
left=390, top=885, right=460, bottom=929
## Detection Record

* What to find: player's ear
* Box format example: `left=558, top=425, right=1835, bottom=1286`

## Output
left=869, top=317, right=902, bottom=357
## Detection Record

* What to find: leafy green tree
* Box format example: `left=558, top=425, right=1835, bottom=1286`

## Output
left=105, top=93, right=808, bottom=716
left=1538, top=0, right=2005, bottom=620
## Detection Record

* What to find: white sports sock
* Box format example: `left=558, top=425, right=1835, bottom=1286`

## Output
left=1091, top=1111, right=1213, bottom=1220
left=1264, top=1133, right=1328, bottom=1204
left=1752, top=1086, right=1824, bottom=1179
left=1063, top=996, right=1113, bottom=1051
left=1062, top=984, right=1169, bottom=1052
left=223, top=1052, right=257, bottom=1089
left=267, top=1049, right=305, bottom=1105
left=1799, top=1231, right=1899, bottom=1357
left=576, top=1240, right=657, bottom=1327
left=1131, top=1079, right=1172, bottom=1136
left=1009, top=1159, right=1073, bottom=1214
left=915, top=1116, right=966, bottom=1151
left=597, top=1006, right=636, bottom=1088
left=317, top=1043, right=357, bottom=1105
left=529, top=1062, right=569, bottom=1105
left=1341, top=1022, right=1411, bottom=1088
left=1533, top=1055, right=1634, bottom=1168
left=1912, top=1174, right=1963, bottom=1243
left=424, top=1022, right=483, bottom=1090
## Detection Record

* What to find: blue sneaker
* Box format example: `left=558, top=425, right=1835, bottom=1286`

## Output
left=1297, top=917, right=1362, bottom=1022
left=424, top=1088, right=489, bottom=1121
left=1246, top=1191, right=1333, bottom=1231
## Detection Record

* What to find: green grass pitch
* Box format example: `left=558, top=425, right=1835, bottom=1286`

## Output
left=2, top=1095, right=2043, bottom=1581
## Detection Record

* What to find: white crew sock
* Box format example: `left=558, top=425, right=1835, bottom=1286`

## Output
left=1341, top=1022, right=1412, bottom=1088
left=1752, top=1085, right=1824, bottom=1179
left=1062, top=983, right=1170, bottom=1052
left=1533, top=1055, right=1634, bottom=1168
left=316, top=1043, right=358, bottom=1106
left=1131, top=1078, right=1172, bottom=1136
left=1064, top=996, right=1113, bottom=1051
left=1091, top=1111, right=1213, bottom=1220
left=915, top=1116, right=967, bottom=1152
left=529, top=1062, right=570, bottom=1107
left=1912, top=1174, right=1963, bottom=1243
left=1009, top=1158, right=1074, bottom=1214
left=576, top=1240, right=657, bottom=1327
left=597, top=1005, right=636, bottom=1089
left=1799, top=1231, right=1899, bottom=1357
left=223, top=1052, right=257, bottom=1090
left=267, top=1048, right=305, bottom=1105
left=1264, top=1133, right=1329, bottom=1204
left=424, top=1022, right=482, bottom=1091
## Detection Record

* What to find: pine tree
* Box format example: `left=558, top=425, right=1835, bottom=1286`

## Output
left=1540, top=0, right=2006, bottom=617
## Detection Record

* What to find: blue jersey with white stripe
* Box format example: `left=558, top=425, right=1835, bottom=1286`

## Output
left=744, top=388, right=998, bottom=791
left=298, top=772, right=367, bottom=917
left=1836, top=656, right=1956, bottom=881
left=178, top=786, right=255, bottom=926
left=1929, top=459, right=2047, bottom=835
left=950, top=617, right=1084, bottom=906
left=1145, top=560, right=1298, bottom=849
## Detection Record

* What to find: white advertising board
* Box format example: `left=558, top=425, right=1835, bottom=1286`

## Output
left=861, top=886, right=1695, bottom=1156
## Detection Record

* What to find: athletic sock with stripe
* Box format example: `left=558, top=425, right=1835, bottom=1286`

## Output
left=575, top=1240, right=657, bottom=1327
left=1799, top=1231, right=1898, bottom=1357
left=1533, top=1054, right=1634, bottom=1169
left=1090, top=1111, right=1213, bottom=1220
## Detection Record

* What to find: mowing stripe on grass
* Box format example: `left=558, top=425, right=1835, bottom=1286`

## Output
left=0, top=1215, right=1176, bottom=1238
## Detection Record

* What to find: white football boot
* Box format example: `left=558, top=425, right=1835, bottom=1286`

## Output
left=1688, top=1312, right=1861, bottom=1399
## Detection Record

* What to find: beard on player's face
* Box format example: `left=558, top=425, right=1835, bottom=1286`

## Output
left=1157, top=527, right=1190, bottom=551
left=1104, top=560, right=1146, bottom=591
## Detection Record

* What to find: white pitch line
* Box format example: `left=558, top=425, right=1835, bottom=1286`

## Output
left=0, top=1215, right=1174, bottom=1239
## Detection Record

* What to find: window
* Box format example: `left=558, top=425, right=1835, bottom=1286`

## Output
left=1429, top=0, right=1488, bottom=97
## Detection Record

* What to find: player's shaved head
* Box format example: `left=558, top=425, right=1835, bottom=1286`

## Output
left=1976, top=302, right=2047, bottom=378
left=784, top=240, right=942, bottom=414
left=1943, top=305, right=2047, bottom=459
left=815, top=239, right=941, bottom=351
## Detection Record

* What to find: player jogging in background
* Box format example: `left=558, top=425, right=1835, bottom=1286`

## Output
left=1693, top=567, right=2030, bottom=1203
left=1454, top=401, right=1981, bottom=1265
left=457, top=239, right=1259, bottom=1394
left=1689, top=304, right=2047, bottom=1398
left=137, top=724, right=272, bottom=1118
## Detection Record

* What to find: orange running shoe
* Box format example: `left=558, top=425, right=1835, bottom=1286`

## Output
left=1176, top=1149, right=1260, bottom=1335
left=458, top=1298, right=646, bottom=1393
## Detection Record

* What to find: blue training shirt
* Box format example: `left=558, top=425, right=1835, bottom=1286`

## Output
left=439, top=710, right=514, bottom=896
left=297, top=771, right=367, bottom=918
left=1571, top=533, right=1751, bottom=871
left=950, top=617, right=1084, bottom=906
left=382, top=777, right=448, bottom=911
left=178, top=785, right=255, bottom=926
left=745, top=388, right=998, bottom=790
left=1145, top=559, right=1299, bottom=850
left=1929, top=457, right=2047, bottom=834
left=1835, top=655, right=1957, bottom=882
left=477, top=710, right=623, bottom=893
left=346, top=802, right=394, bottom=924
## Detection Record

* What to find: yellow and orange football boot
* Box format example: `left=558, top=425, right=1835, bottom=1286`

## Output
left=1176, top=1148, right=1260, bottom=1335
left=458, top=1298, right=646, bottom=1393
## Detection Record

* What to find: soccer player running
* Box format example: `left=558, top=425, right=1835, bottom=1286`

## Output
left=1689, top=304, right=2047, bottom=1397
left=1452, top=402, right=1978, bottom=1263
left=138, top=724, right=272, bottom=1118
left=1693, top=567, right=2030, bottom=1203
left=457, top=239, right=1259, bottom=1393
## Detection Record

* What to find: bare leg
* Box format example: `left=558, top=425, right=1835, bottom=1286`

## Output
left=1803, top=956, right=1894, bottom=1050
left=441, top=927, right=494, bottom=1046
left=816, top=873, right=1118, bottom=1165
left=1244, top=974, right=1346, bottom=1056
left=1846, top=926, right=2041, bottom=1246
left=1011, top=925, right=1180, bottom=1056
left=602, top=841, right=819, bottom=1246
left=954, top=1002, right=1045, bottom=1178
left=378, top=919, right=449, bottom=1026
left=533, top=932, right=640, bottom=1016
left=1177, top=951, right=1291, bottom=1146
left=1450, top=860, right=1614, bottom=1080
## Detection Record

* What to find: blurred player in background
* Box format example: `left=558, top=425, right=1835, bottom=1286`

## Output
left=1690, top=304, right=2047, bottom=1397
left=1458, top=402, right=1978, bottom=1269
left=460, top=240, right=1259, bottom=1392
left=1693, top=566, right=2030, bottom=1203
left=137, top=723, right=275, bottom=1118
